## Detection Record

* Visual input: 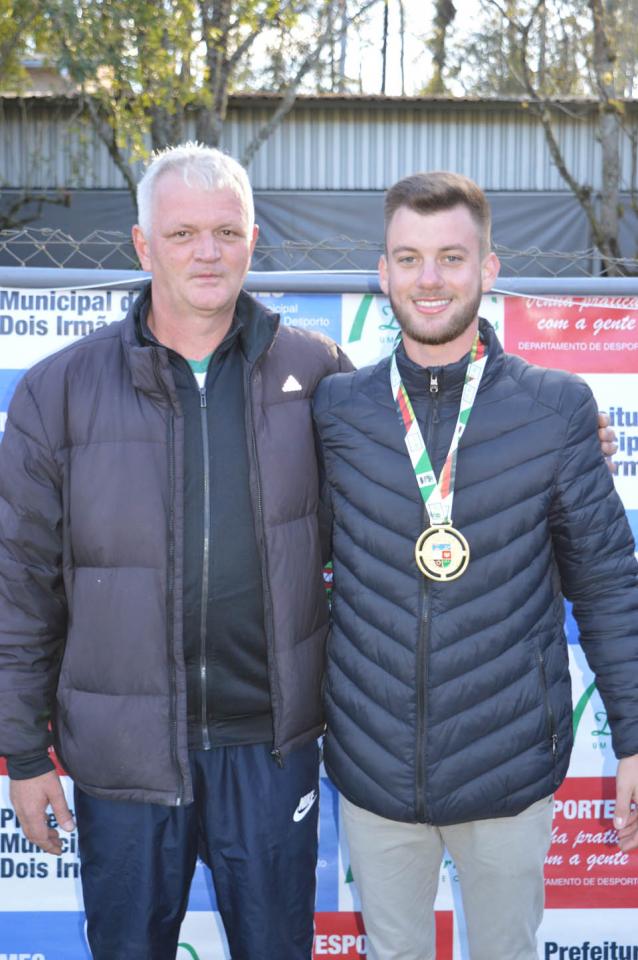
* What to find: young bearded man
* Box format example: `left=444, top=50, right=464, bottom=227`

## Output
left=313, top=171, right=638, bottom=960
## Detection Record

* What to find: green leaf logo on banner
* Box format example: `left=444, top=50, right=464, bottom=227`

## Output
left=572, top=681, right=597, bottom=737
left=348, top=294, right=374, bottom=342
left=177, top=943, right=201, bottom=960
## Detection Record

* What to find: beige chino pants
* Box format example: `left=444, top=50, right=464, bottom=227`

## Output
left=341, top=793, right=554, bottom=960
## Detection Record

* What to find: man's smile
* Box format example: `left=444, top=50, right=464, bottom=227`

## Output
left=412, top=297, right=453, bottom=312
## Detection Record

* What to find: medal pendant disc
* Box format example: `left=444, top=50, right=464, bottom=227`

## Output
left=415, top=525, right=470, bottom=581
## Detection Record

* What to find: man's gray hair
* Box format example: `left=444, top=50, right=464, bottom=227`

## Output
left=136, top=142, right=254, bottom=235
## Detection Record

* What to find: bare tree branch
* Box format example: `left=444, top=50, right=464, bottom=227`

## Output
left=240, top=0, right=383, bottom=166
left=487, top=0, right=627, bottom=273
left=82, top=95, right=139, bottom=202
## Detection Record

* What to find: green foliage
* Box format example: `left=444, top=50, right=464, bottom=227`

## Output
left=43, top=0, right=199, bottom=159
left=1, top=0, right=380, bottom=205
left=0, top=0, right=53, bottom=91
left=14, top=0, right=368, bottom=172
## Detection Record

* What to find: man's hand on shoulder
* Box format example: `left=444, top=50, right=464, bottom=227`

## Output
left=597, top=411, right=618, bottom=472
left=10, top=770, right=76, bottom=855
left=614, top=754, right=638, bottom=852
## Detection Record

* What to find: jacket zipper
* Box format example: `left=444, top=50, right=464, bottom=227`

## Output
left=415, top=570, right=430, bottom=820
left=243, top=360, right=283, bottom=766
left=415, top=369, right=440, bottom=821
left=166, top=401, right=184, bottom=804
left=199, top=385, right=211, bottom=750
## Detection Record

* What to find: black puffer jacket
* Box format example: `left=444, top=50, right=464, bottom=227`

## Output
left=313, top=320, right=638, bottom=825
left=0, top=288, right=350, bottom=805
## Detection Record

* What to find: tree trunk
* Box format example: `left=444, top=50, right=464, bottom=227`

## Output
left=429, top=0, right=456, bottom=94
left=337, top=0, right=349, bottom=93
left=589, top=0, right=622, bottom=272
left=486, top=0, right=630, bottom=274
left=380, top=0, right=389, bottom=94
left=398, top=0, right=405, bottom=95
left=196, top=0, right=232, bottom=146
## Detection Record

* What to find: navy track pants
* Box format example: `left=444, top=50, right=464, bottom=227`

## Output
left=75, top=741, right=320, bottom=960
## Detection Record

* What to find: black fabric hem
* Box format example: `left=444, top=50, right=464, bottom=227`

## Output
left=6, top=751, right=55, bottom=780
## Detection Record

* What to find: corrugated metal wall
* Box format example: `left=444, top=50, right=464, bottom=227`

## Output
left=0, top=96, right=632, bottom=192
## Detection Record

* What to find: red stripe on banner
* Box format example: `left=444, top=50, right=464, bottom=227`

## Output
left=50, top=748, right=67, bottom=776
left=313, top=911, right=453, bottom=958
left=435, top=910, right=454, bottom=957
left=313, top=912, right=367, bottom=959
left=504, top=296, right=638, bottom=373
left=544, top=776, right=638, bottom=908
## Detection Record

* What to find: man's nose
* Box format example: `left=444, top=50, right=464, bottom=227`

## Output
left=416, top=259, right=443, bottom=286
left=195, top=233, right=221, bottom=260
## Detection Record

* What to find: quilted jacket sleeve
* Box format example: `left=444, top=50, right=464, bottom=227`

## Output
left=314, top=349, right=354, bottom=564
left=0, top=373, right=67, bottom=762
left=548, top=378, right=638, bottom=759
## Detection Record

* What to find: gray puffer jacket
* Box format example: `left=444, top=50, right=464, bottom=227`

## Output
left=0, top=288, right=350, bottom=805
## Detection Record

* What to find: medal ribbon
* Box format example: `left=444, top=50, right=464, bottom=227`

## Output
left=390, top=333, right=488, bottom=526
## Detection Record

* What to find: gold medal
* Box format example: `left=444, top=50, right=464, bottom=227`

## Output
left=415, top=525, right=470, bottom=581
left=391, top=334, right=486, bottom=584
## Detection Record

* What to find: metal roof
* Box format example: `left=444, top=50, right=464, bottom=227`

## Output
left=0, top=94, right=635, bottom=192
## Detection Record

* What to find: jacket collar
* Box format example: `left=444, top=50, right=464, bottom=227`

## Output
left=120, top=281, right=280, bottom=400
left=394, top=317, right=503, bottom=400
left=234, top=288, right=280, bottom=363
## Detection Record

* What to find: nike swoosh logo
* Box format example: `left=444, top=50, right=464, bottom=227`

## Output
left=293, top=790, right=318, bottom=822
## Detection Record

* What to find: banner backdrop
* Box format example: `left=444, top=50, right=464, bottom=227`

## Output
left=0, top=284, right=637, bottom=960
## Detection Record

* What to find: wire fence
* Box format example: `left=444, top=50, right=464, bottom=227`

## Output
left=1, top=227, right=638, bottom=277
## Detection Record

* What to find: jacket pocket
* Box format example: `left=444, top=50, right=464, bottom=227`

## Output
left=534, top=639, right=559, bottom=783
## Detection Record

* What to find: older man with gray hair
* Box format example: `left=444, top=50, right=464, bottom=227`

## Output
left=0, top=142, right=351, bottom=960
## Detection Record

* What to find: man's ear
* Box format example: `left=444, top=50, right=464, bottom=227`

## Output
left=378, top=254, right=389, bottom=295
left=132, top=225, right=151, bottom=271
left=481, top=251, right=500, bottom=293
left=250, top=223, right=259, bottom=256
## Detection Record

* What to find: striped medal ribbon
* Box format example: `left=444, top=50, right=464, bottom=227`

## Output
left=390, top=332, right=488, bottom=581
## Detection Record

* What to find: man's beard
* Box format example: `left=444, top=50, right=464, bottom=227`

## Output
left=389, top=284, right=483, bottom=347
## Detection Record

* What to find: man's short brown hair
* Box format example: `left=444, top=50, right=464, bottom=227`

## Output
left=384, top=171, right=492, bottom=252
